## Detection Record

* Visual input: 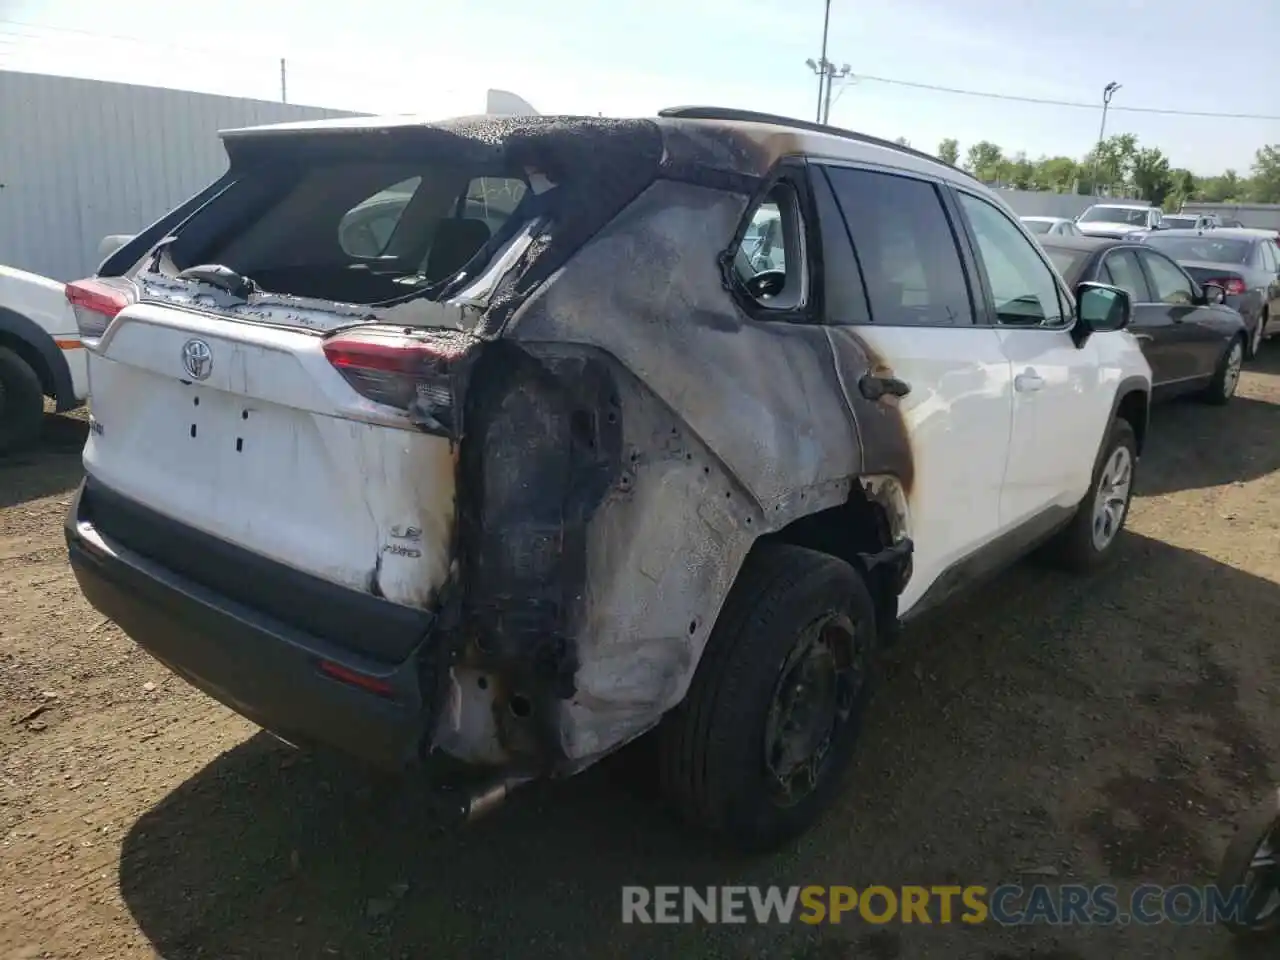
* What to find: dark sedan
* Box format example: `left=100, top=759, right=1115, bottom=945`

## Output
left=1137, top=228, right=1280, bottom=357
left=1040, top=236, right=1249, bottom=403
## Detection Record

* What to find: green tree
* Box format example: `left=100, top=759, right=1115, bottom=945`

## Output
left=937, top=138, right=960, bottom=166
left=965, top=141, right=1005, bottom=182
left=1164, top=168, right=1199, bottom=211
left=1006, top=152, right=1036, bottom=190
left=1087, top=133, right=1139, bottom=194
left=1032, top=156, right=1080, bottom=193
left=1131, top=147, right=1173, bottom=205
left=1249, top=144, right=1280, bottom=203
left=1201, top=170, right=1244, bottom=202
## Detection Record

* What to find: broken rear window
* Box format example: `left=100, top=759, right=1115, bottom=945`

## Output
left=158, top=158, right=537, bottom=306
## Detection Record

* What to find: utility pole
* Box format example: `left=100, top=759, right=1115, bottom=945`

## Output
left=280, top=58, right=288, bottom=104
left=805, top=1, right=851, bottom=125
left=1090, top=81, right=1121, bottom=194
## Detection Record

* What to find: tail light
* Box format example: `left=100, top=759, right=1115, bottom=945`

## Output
left=1205, top=276, right=1247, bottom=296
left=322, top=326, right=470, bottom=432
left=65, top=278, right=136, bottom=339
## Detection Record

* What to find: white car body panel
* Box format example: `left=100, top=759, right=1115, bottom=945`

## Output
left=84, top=302, right=455, bottom=608
left=0, top=264, right=88, bottom=401
left=852, top=327, right=1013, bottom=614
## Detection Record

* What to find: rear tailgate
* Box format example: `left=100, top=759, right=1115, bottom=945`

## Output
left=84, top=301, right=457, bottom=657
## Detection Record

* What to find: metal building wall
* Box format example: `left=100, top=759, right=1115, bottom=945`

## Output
left=0, top=70, right=362, bottom=281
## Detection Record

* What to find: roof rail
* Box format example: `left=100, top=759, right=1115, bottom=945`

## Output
left=657, top=105, right=977, bottom=181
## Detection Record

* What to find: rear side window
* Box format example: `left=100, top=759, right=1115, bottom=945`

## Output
left=822, top=167, right=973, bottom=326
left=338, top=177, right=420, bottom=258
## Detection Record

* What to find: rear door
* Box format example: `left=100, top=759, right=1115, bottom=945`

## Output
left=1135, top=248, right=1224, bottom=379
left=812, top=163, right=1013, bottom=614
left=950, top=188, right=1112, bottom=526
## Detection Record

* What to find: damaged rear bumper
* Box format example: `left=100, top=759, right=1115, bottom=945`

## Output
left=64, top=479, right=432, bottom=772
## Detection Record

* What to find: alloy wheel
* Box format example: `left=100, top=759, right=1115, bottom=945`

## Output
left=1091, top=445, right=1133, bottom=552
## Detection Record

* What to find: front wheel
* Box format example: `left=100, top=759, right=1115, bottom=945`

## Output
left=1201, top=335, right=1245, bottom=406
left=1049, top=418, right=1137, bottom=573
left=0, top=346, right=46, bottom=455
left=657, top=542, right=878, bottom=852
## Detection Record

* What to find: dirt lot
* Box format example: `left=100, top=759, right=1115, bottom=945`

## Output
left=3, top=355, right=1279, bottom=960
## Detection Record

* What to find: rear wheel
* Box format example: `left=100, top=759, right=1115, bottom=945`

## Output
left=0, top=346, right=45, bottom=454
left=1049, top=418, right=1137, bottom=573
left=657, top=542, right=878, bottom=852
left=1201, top=335, right=1245, bottom=406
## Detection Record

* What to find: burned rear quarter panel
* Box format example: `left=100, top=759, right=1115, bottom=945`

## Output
left=503, top=175, right=890, bottom=763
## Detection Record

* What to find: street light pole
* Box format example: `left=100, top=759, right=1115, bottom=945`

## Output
left=815, top=0, right=831, bottom=122
left=1091, top=81, right=1121, bottom=194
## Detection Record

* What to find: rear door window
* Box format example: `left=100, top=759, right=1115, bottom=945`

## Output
left=1102, top=250, right=1153, bottom=303
left=821, top=166, right=973, bottom=326
left=1138, top=250, right=1195, bottom=305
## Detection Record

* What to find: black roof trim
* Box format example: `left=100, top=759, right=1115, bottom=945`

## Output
left=657, top=105, right=978, bottom=182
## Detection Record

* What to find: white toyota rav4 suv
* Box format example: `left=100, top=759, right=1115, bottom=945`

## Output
left=64, top=107, right=1152, bottom=851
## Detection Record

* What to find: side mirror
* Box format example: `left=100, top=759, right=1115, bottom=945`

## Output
left=1200, top=282, right=1226, bottom=306
left=1072, top=282, right=1131, bottom=346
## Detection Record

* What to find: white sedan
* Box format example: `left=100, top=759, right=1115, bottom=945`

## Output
left=1020, top=216, right=1084, bottom=238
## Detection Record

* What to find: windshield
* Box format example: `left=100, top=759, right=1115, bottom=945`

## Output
left=1045, top=247, right=1091, bottom=285
left=1161, top=216, right=1197, bottom=229
left=1079, top=206, right=1150, bottom=226
left=1141, top=236, right=1252, bottom=265
left=1022, top=220, right=1053, bottom=235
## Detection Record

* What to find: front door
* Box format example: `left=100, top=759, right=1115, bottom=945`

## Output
left=951, top=190, right=1114, bottom=527
left=1136, top=247, right=1225, bottom=380
left=812, top=163, right=1014, bottom=615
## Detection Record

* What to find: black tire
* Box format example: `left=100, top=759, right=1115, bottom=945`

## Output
left=1215, top=792, right=1280, bottom=938
left=1049, top=417, right=1138, bottom=574
left=1201, top=335, right=1245, bottom=406
left=0, top=346, right=45, bottom=454
left=657, top=542, right=878, bottom=852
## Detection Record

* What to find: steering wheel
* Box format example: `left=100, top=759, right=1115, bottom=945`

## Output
left=746, top=270, right=787, bottom=300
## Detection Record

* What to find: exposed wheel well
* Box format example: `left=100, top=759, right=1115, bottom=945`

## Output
left=756, top=485, right=900, bottom=641
left=1115, top=389, right=1148, bottom=455
left=0, top=331, right=55, bottom=400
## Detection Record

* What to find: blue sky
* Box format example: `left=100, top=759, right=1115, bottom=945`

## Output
left=1, top=0, right=1277, bottom=175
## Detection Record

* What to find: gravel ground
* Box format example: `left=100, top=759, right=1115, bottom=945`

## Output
left=2, top=353, right=1279, bottom=960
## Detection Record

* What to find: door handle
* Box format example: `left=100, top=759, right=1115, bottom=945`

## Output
left=859, top=374, right=912, bottom=401
left=1014, top=370, right=1045, bottom=392
left=1133, top=333, right=1154, bottom=342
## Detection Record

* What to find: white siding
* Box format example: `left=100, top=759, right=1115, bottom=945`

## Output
left=0, top=70, right=361, bottom=281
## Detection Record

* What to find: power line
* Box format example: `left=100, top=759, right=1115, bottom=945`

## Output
left=4, top=16, right=1279, bottom=123
left=846, top=73, right=1280, bottom=121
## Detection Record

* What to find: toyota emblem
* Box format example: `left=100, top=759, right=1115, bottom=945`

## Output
left=181, top=338, right=213, bottom=380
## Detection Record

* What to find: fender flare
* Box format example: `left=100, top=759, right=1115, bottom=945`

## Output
left=0, top=306, right=76, bottom=411
left=1106, top=375, right=1151, bottom=455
